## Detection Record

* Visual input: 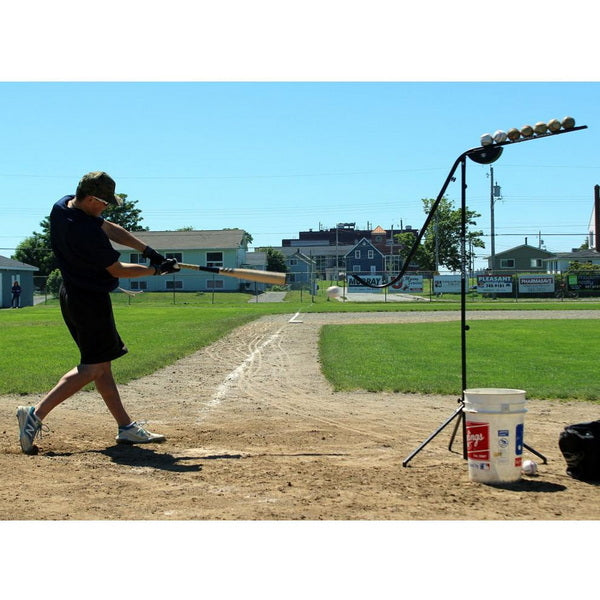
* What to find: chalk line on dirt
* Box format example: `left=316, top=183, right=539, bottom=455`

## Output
left=200, top=325, right=286, bottom=415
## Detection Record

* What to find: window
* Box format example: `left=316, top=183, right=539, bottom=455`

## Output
left=166, top=280, right=183, bottom=290
left=206, top=252, right=223, bottom=267
left=530, top=259, right=543, bottom=268
left=354, top=250, right=361, bottom=259
left=130, top=281, right=147, bottom=290
left=289, top=259, right=298, bottom=266
left=166, top=252, right=183, bottom=262
left=352, top=265, right=361, bottom=272
left=207, top=279, right=224, bottom=289
left=368, top=250, right=374, bottom=259
left=500, top=259, right=515, bottom=268
left=130, top=253, right=146, bottom=264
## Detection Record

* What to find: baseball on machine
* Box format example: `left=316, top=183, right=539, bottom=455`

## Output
left=520, top=124, right=534, bottom=138
left=480, top=133, right=493, bottom=146
left=507, top=127, right=521, bottom=141
left=326, top=285, right=341, bottom=299
left=493, top=130, right=508, bottom=143
left=522, top=459, right=538, bottom=476
left=547, top=118, right=562, bottom=132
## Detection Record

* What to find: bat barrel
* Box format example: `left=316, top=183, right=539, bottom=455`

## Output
left=178, top=263, right=285, bottom=285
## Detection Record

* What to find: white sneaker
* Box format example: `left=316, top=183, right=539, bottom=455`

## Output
left=116, top=421, right=166, bottom=445
left=17, top=406, right=46, bottom=454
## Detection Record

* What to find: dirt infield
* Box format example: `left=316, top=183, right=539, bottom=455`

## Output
left=1, top=309, right=600, bottom=520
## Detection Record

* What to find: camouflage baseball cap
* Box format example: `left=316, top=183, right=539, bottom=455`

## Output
left=76, top=171, right=123, bottom=206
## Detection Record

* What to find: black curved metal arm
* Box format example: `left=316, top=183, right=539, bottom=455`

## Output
left=351, top=151, right=467, bottom=289
left=351, top=125, right=587, bottom=289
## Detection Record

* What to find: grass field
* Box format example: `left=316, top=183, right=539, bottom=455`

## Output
left=2, top=290, right=600, bottom=398
left=319, top=320, right=600, bottom=401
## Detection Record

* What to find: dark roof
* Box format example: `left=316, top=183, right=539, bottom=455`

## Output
left=489, top=244, right=555, bottom=259
left=111, top=229, right=246, bottom=251
left=0, top=255, right=38, bottom=271
left=543, top=249, right=600, bottom=260
left=343, top=237, right=385, bottom=258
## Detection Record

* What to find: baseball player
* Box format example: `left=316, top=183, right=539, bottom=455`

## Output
left=17, top=171, right=179, bottom=454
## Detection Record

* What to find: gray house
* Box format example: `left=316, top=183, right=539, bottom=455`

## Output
left=285, top=250, right=316, bottom=286
left=111, top=229, right=251, bottom=292
left=0, top=256, right=38, bottom=308
left=487, top=244, right=555, bottom=273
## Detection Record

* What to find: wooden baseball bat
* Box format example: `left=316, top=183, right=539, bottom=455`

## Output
left=178, top=263, right=286, bottom=286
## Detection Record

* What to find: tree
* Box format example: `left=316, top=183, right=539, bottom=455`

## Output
left=393, top=231, right=428, bottom=269
left=13, top=217, right=55, bottom=276
left=46, top=269, right=63, bottom=297
left=265, top=247, right=287, bottom=273
left=103, top=194, right=148, bottom=231
left=567, top=261, right=600, bottom=273
left=405, top=197, right=484, bottom=272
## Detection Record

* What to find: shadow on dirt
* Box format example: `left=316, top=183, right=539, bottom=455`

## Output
left=485, top=479, right=567, bottom=492
left=98, top=445, right=205, bottom=472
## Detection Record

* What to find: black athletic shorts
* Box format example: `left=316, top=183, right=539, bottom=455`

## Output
left=59, top=283, right=128, bottom=365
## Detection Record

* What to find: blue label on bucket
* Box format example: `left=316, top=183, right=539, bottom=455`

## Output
left=515, top=423, right=524, bottom=455
left=498, top=430, right=509, bottom=437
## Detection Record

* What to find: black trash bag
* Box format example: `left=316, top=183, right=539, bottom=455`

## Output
left=559, top=420, right=600, bottom=482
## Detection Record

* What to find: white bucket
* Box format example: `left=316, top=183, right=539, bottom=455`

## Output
left=463, top=388, right=526, bottom=484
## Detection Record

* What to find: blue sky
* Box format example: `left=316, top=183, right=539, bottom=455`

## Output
left=1, top=81, right=597, bottom=270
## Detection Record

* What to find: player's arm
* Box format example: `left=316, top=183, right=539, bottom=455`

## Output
left=101, top=219, right=166, bottom=267
left=105, top=261, right=156, bottom=279
left=101, top=220, right=147, bottom=252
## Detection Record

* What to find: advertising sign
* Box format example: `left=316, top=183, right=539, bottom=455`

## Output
left=390, top=275, right=424, bottom=293
left=571, top=274, right=600, bottom=291
left=347, top=274, right=383, bottom=293
left=433, top=275, right=461, bottom=294
left=477, top=275, right=513, bottom=293
left=518, top=275, right=555, bottom=293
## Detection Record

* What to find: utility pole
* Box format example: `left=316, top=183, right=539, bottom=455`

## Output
left=489, top=166, right=502, bottom=271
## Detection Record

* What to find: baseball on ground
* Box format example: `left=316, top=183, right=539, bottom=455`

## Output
left=326, top=286, right=341, bottom=299
left=522, top=459, right=538, bottom=476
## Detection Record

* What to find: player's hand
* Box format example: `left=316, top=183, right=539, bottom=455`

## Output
left=143, top=245, right=166, bottom=267
left=154, top=258, right=180, bottom=275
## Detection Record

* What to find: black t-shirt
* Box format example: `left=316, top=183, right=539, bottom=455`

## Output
left=50, top=195, right=121, bottom=292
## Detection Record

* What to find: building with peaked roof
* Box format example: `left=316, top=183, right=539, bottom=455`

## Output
left=110, top=229, right=254, bottom=292
left=344, top=238, right=386, bottom=274
left=486, top=244, right=555, bottom=273
left=0, top=255, right=38, bottom=308
left=285, top=250, right=317, bottom=287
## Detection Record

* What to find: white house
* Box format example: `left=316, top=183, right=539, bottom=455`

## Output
left=543, top=249, right=600, bottom=273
